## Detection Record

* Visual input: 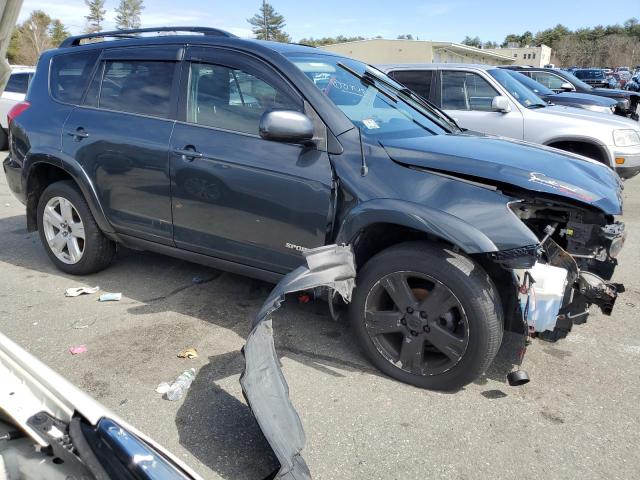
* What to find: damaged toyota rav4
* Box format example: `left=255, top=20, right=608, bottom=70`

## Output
left=3, top=27, right=626, bottom=391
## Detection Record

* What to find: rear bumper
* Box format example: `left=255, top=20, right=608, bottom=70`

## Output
left=2, top=155, right=26, bottom=204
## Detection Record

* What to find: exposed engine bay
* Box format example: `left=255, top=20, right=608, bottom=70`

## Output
left=510, top=196, right=625, bottom=341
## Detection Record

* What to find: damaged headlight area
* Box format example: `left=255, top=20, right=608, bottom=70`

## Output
left=507, top=199, right=625, bottom=341
left=241, top=245, right=356, bottom=480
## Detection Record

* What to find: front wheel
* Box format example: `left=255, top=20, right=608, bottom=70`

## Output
left=350, top=242, right=503, bottom=390
left=37, top=180, right=116, bottom=275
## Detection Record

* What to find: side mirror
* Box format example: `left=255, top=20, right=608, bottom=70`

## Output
left=560, top=82, right=575, bottom=92
left=259, top=110, right=314, bottom=144
left=491, top=96, right=511, bottom=113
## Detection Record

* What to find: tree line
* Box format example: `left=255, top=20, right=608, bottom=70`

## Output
left=8, top=0, right=144, bottom=65
left=462, top=19, right=640, bottom=67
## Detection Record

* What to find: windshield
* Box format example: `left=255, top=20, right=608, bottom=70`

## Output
left=559, top=70, right=594, bottom=90
left=504, top=69, right=554, bottom=97
left=284, top=53, right=453, bottom=139
left=488, top=68, right=547, bottom=108
left=575, top=69, right=604, bottom=79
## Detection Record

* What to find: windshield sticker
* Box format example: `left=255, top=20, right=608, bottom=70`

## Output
left=362, top=118, right=380, bottom=130
left=528, top=172, right=595, bottom=202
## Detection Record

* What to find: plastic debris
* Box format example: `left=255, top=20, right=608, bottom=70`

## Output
left=72, top=318, right=96, bottom=329
left=177, top=347, right=198, bottom=359
left=98, top=292, right=122, bottom=302
left=65, top=286, right=100, bottom=297
left=192, top=276, right=203, bottom=284
left=297, top=293, right=311, bottom=304
left=156, top=382, right=171, bottom=394
left=166, top=368, right=196, bottom=401
left=69, top=345, right=87, bottom=355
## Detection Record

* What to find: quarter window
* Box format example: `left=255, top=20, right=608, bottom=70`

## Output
left=440, top=71, right=497, bottom=111
left=186, top=62, right=300, bottom=135
left=50, top=51, right=99, bottom=104
left=387, top=70, right=433, bottom=100
left=92, top=60, right=176, bottom=118
left=5, top=73, right=30, bottom=94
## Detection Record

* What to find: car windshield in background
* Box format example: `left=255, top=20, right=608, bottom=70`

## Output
left=575, top=69, right=604, bottom=79
left=488, top=68, right=547, bottom=108
left=504, top=69, right=554, bottom=97
left=285, top=53, right=453, bottom=139
left=560, top=70, right=594, bottom=90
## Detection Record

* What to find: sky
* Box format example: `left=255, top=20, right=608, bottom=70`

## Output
left=19, top=0, right=639, bottom=43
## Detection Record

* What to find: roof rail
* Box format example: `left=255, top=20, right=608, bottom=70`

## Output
left=59, top=26, right=236, bottom=48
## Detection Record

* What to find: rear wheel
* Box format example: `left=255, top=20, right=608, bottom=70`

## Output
left=37, top=180, right=116, bottom=275
left=350, top=242, right=503, bottom=390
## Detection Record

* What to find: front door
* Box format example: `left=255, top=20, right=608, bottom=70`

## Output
left=439, top=69, right=524, bottom=140
left=61, top=46, right=181, bottom=244
left=169, top=47, right=334, bottom=273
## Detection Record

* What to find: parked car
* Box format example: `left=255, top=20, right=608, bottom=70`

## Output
left=0, top=67, right=34, bottom=149
left=572, top=68, right=608, bottom=88
left=382, top=63, right=640, bottom=178
left=500, top=68, right=617, bottom=115
left=505, top=66, right=639, bottom=120
left=3, top=27, right=627, bottom=390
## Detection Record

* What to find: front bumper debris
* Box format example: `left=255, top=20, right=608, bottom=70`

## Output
left=241, top=245, right=356, bottom=480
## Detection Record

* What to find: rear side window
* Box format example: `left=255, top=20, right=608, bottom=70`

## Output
left=87, top=60, right=176, bottom=119
left=6, top=73, right=30, bottom=94
left=529, top=71, right=565, bottom=90
left=440, top=71, right=496, bottom=111
left=50, top=51, right=99, bottom=104
left=388, top=70, right=433, bottom=100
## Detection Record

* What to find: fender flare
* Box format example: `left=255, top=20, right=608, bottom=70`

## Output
left=25, top=152, right=114, bottom=234
left=334, top=198, right=498, bottom=254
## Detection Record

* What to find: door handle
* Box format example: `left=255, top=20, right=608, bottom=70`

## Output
left=173, top=146, right=204, bottom=161
left=66, top=127, right=89, bottom=140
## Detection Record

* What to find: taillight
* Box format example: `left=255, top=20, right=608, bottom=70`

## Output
left=7, top=101, right=30, bottom=126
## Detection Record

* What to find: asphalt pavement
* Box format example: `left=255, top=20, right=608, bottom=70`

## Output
left=1, top=161, right=639, bottom=480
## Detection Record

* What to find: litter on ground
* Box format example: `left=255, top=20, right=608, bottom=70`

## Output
left=98, top=292, right=122, bottom=302
left=65, top=286, right=100, bottom=297
left=69, top=345, right=87, bottom=355
left=177, top=347, right=198, bottom=359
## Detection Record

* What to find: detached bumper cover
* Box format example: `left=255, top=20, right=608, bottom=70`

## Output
left=241, top=245, right=356, bottom=480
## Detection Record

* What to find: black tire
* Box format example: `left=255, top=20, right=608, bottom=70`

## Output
left=0, top=128, right=8, bottom=151
left=350, top=241, right=503, bottom=390
left=37, top=180, right=116, bottom=275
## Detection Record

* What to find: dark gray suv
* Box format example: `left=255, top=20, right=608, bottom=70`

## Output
left=2, top=27, right=627, bottom=390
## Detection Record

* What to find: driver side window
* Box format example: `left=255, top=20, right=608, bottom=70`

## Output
left=530, top=72, right=565, bottom=90
left=440, top=71, right=497, bottom=111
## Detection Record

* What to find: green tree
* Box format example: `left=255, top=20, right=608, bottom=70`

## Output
left=50, top=20, right=70, bottom=46
left=483, top=40, right=498, bottom=49
left=501, top=33, right=521, bottom=47
left=115, top=0, right=145, bottom=30
left=461, top=35, right=482, bottom=48
left=17, top=10, right=53, bottom=64
left=84, top=0, right=106, bottom=33
left=397, top=34, right=414, bottom=40
left=298, top=35, right=365, bottom=47
left=247, top=1, right=290, bottom=42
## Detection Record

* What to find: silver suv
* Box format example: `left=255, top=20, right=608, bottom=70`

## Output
left=381, top=64, right=640, bottom=179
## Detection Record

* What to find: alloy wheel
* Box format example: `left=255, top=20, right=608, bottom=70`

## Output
left=42, top=196, right=85, bottom=264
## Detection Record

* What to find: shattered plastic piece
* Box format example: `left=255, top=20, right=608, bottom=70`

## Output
left=177, top=347, right=198, bottom=359
left=241, top=245, right=356, bottom=480
left=69, top=345, right=87, bottom=355
left=297, top=293, right=311, bottom=304
left=98, top=292, right=122, bottom=302
left=156, top=382, right=171, bottom=394
left=65, top=286, right=100, bottom=297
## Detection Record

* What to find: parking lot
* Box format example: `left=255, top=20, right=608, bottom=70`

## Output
left=0, top=163, right=639, bottom=479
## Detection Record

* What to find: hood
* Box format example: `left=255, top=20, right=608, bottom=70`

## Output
left=541, top=104, right=638, bottom=127
left=591, top=87, right=636, bottom=98
left=380, top=134, right=623, bottom=215
left=553, top=92, right=617, bottom=107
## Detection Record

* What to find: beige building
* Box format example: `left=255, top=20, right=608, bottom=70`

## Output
left=320, top=39, right=514, bottom=66
left=484, top=45, right=552, bottom=67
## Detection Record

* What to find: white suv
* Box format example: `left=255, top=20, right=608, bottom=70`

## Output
left=381, top=64, right=640, bottom=179
left=0, top=67, right=34, bottom=149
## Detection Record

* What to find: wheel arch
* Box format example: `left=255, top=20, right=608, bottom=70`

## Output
left=544, top=136, right=612, bottom=167
left=334, top=199, right=498, bottom=269
left=25, top=155, right=113, bottom=234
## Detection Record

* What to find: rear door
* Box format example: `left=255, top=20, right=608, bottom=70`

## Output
left=438, top=69, right=524, bottom=139
left=169, top=46, right=334, bottom=273
left=61, top=46, right=181, bottom=244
